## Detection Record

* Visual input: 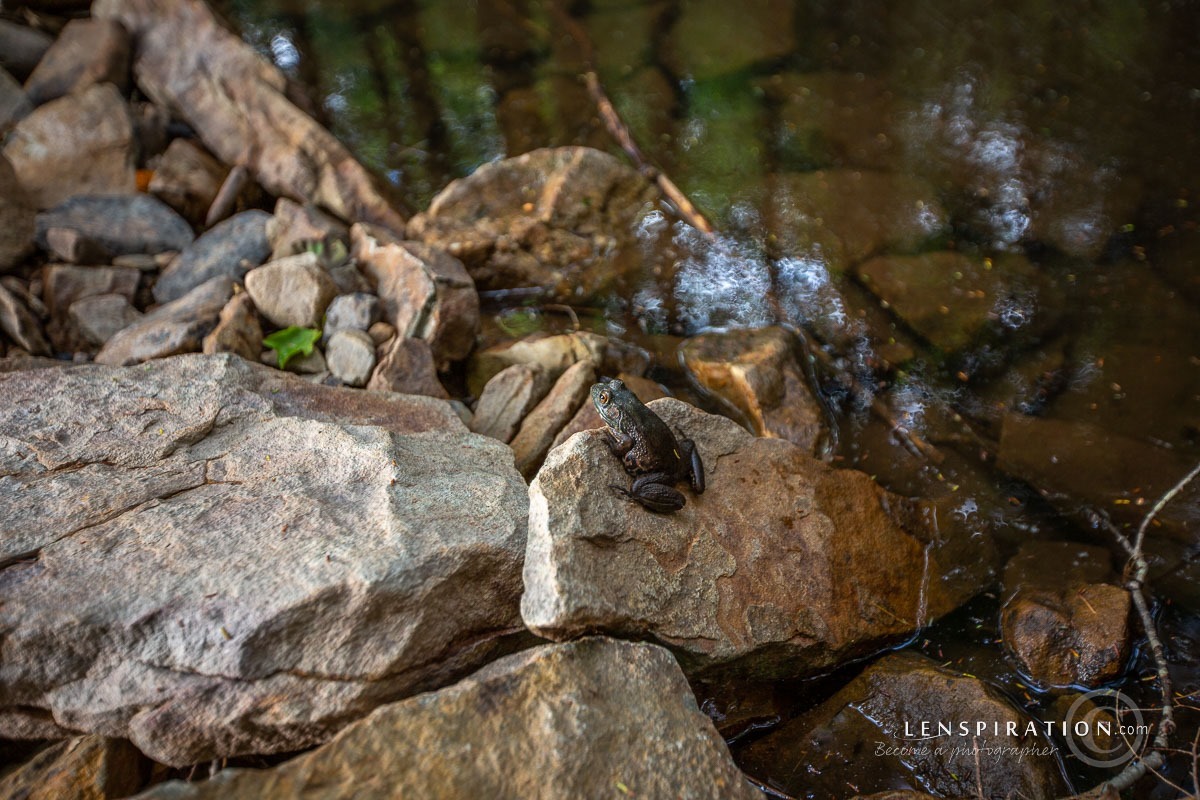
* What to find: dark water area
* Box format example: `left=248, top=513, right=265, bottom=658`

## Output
left=225, top=0, right=1199, bottom=796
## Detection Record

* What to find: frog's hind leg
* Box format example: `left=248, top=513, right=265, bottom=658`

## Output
left=679, top=437, right=705, bottom=494
left=609, top=473, right=686, bottom=513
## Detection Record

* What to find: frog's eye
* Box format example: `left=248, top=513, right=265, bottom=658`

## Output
left=598, top=390, right=610, bottom=405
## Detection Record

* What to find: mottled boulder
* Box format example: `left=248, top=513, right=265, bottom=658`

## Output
left=201, top=291, right=261, bottom=361
left=0, top=736, right=147, bottom=800
left=2, top=83, right=136, bottom=208
left=0, top=153, right=35, bottom=272
left=135, top=638, right=758, bottom=800
left=95, top=275, right=233, bottom=366
left=244, top=252, right=338, bottom=329
left=94, top=0, right=407, bottom=232
left=681, top=327, right=826, bottom=452
left=22, top=19, right=131, bottom=106
left=154, top=210, right=272, bottom=303
left=35, top=194, right=195, bottom=257
left=511, top=359, right=596, bottom=479
left=351, top=224, right=478, bottom=366
left=148, top=138, right=228, bottom=224
left=367, top=336, right=448, bottom=398
left=409, top=147, right=662, bottom=300
left=737, top=651, right=1067, bottom=799
left=523, top=400, right=993, bottom=676
left=1000, top=542, right=1131, bottom=688
left=470, top=363, right=553, bottom=443
left=0, top=354, right=528, bottom=766
left=467, top=331, right=606, bottom=398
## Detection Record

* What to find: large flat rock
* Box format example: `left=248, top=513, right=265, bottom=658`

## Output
left=136, top=638, right=759, bottom=800
left=0, top=354, right=528, bottom=766
left=523, top=399, right=992, bottom=677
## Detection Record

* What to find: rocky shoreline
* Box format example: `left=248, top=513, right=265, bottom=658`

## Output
left=0, top=1, right=1174, bottom=798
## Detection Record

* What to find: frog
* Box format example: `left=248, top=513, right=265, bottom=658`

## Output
left=590, top=378, right=705, bottom=513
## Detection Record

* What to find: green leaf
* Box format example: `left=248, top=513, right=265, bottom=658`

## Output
left=263, top=326, right=322, bottom=370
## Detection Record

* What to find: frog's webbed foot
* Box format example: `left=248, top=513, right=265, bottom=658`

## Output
left=609, top=472, right=686, bottom=513
left=679, top=437, right=705, bottom=494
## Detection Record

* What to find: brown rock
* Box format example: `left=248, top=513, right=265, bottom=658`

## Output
left=95, top=275, right=233, bottom=366
left=94, top=0, right=407, bottom=232
left=148, top=138, right=228, bottom=224
left=663, top=0, right=794, bottom=81
left=268, top=198, right=350, bottom=261
left=244, top=252, right=338, bottom=329
left=999, top=542, right=1131, bottom=688
left=0, top=736, right=146, bottom=800
left=551, top=372, right=667, bottom=449
left=367, top=320, right=395, bottom=346
left=737, top=651, right=1067, bottom=799
left=43, top=264, right=140, bottom=320
left=0, top=66, right=32, bottom=132
left=409, top=147, right=662, bottom=300
left=0, top=152, right=36, bottom=272
left=469, top=363, right=554, bottom=444
left=69, top=294, right=144, bottom=347
left=523, top=400, right=994, bottom=676
left=0, top=281, right=51, bottom=355
left=202, top=291, right=262, bottom=361
left=467, top=331, right=606, bottom=398
left=22, top=19, right=131, bottom=106
left=681, top=327, right=825, bottom=453
left=326, top=329, right=376, bottom=388
left=154, top=209, right=272, bottom=303
left=367, top=336, right=448, bottom=398
left=2, top=83, right=136, bottom=209
left=511, top=359, right=596, bottom=479
left=351, top=224, right=479, bottom=366
left=43, top=227, right=111, bottom=264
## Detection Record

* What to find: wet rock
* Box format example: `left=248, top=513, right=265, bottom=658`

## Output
left=95, top=275, right=233, bottom=366
left=663, top=0, right=794, bottom=80
left=999, top=542, right=1131, bottom=688
left=154, top=210, right=272, bottom=303
left=467, top=331, right=606, bottom=398
left=326, top=329, right=376, bottom=388
left=94, top=0, right=407, bottom=233
left=0, top=735, right=147, bottom=800
left=470, top=363, right=554, bottom=444
left=0, top=354, right=527, bottom=765
left=367, top=336, right=448, bottom=398
left=323, top=292, right=381, bottom=340
left=3, top=83, right=137, bottom=208
left=757, top=73, right=898, bottom=171
left=244, top=252, right=338, bottom=329
left=135, top=638, right=757, bottom=800
left=997, top=413, right=1200, bottom=541
left=0, top=20, right=53, bottom=81
left=0, top=153, right=36, bottom=272
left=552, top=373, right=667, bottom=449
left=855, top=251, right=1058, bottom=360
left=737, top=651, right=1067, bottom=799
left=681, top=327, right=825, bottom=452
left=0, top=281, right=51, bottom=355
left=201, top=291, right=261, bottom=361
left=523, top=400, right=990, bottom=675
left=69, top=294, right=144, bottom=347
left=43, top=265, right=141, bottom=320
left=148, top=138, right=228, bottom=225
left=409, top=147, right=661, bottom=299
left=351, top=224, right=478, bottom=366
left=22, top=19, right=131, bottom=107
left=767, top=171, right=946, bottom=272
left=0, top=67, right=32, bottom=132
left=511, top=359, right=596, bottom=479
left=268, top=198, right=350, bottom=261
left=35, top=194, right=195, bottom=257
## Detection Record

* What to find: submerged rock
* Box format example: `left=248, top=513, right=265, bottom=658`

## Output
left=135, top=638, right=758, bottom=800
left=154, top=210, right=272, bottom=303
left=0, top=354, right=528, bottom=766
left=737, top=651, right=1068, bottom=799
left=523, top=399, right=991, bottom=677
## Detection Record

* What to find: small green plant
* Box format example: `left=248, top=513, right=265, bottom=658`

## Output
left=263, top=326, right=321, bottom=369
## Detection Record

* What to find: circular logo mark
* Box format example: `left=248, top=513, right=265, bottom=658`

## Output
left=1063, top=688, right=1146, bottom=768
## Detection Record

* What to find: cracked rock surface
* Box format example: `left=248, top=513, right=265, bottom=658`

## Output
left=0, top=354, right=528, bottom=766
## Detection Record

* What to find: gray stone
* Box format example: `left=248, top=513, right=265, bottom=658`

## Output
left=326, top=329, right=376, bottom=388
left=35, top=194, right=195, bottom=257
left=154, top=210, right=272, bottom=303
left=133, top=638, right=758, bottom=800
left=0, top=20, right=53, bottom=81
left=43, top=265, right=140, bottom=320
left=0, top=282, right=50, bottom=355
left=469, top=363, right=553, bottom=444
left=68, top=294, right=143, bottom=347
left=148, top=138, right=228, bottom=225
left=244, top=252, right=338, bottom=329
left=0, top=67, right=32, bottom=132
left=0, top=153, right=35, bottom=272
left=22, top=19, right=131, bottom=106
left=43, top=227, right=111, bottom=264
left=3, top=83, right=137, bottom=209
left=0, top=354, right=527, bottom=766
left=510, top=359, right=596, bottom=480
left=523, top=399, right=994, bottom=676
left=201, top=291, right=261, bottom=361
left=323, top=292, right=381, bottom=340
left=95, top=275, right=233, bottom=366
left=367, top=336, right=448, bottom=399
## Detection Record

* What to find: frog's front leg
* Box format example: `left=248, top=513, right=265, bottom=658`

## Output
left=679, top=437, right=705, bottom=494
left=609, top=472, right=686, bottom=513
left=603, top=427, right=635, bottom=459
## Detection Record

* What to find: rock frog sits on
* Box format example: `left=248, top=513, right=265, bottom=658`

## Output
left=591, top=378, right=705, bottom=513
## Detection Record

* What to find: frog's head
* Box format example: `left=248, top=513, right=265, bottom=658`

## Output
left=591, top=378, right=630, bottom=431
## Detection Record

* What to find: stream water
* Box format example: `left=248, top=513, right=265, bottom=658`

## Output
left=225, top=1, right=1199, bottom=795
